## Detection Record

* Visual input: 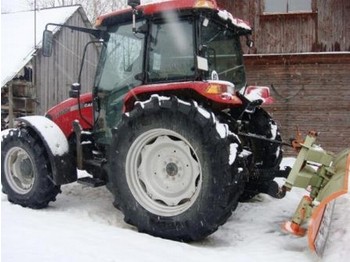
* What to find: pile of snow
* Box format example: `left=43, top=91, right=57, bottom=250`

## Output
left=2, top=158, right=350, bottom=261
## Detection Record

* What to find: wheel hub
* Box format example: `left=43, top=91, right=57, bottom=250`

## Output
left=4, top=147, right=35, bottom=194
left=126, top=129, right=202, bottom=216
left=166, top=162, right=178, bottom=177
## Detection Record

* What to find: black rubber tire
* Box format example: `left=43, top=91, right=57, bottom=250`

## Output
left=1, top=128, right=61, bottom=209
left=249, top=108, right=282, bottom=169
left=240, top=108, right=283, bottom=200
left=108, top=96, right=243, bottom=241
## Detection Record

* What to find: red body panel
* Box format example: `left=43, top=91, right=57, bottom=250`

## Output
left=142, top=0, right=218, bottom=14
left=123, top=82, right=275, bottom=112
left=44, top=83, right=274, bottom=139
left=123, top=81, right=243, bottom=112
left=45, top=93, right=93, bottom=138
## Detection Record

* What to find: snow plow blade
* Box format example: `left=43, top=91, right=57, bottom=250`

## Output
left=282, top=131, right=350, bottom=256
left=308, top=149, right=350, bottom=256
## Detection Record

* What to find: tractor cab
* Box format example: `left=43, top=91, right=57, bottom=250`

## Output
left=92, top=0, right=252, bottom=144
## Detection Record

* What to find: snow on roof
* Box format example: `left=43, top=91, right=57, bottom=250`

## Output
left=1, top=6, right=81, bottom=87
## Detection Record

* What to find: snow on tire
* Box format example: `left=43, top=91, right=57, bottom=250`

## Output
left=107, top=95, right=243, bottom=241
left=1, top=128, right=61, bottom=209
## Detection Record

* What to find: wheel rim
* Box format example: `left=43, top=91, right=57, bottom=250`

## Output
left=126, top=129, right=202, bottom=217
left=4, top=147, right=35, bottom=194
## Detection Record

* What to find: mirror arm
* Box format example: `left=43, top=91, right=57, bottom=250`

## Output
left=77, top=40, right=104, bottom=84
left=45, top=23, right=108, bottom=40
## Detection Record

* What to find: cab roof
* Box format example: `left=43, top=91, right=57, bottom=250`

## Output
left=95, top=0, right=251, bottom=33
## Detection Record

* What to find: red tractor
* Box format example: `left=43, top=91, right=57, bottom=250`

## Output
left=1, top=0, right=287, bottom=241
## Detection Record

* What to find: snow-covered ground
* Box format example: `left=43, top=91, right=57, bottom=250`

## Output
left=1, top=158, right=349, bottom=262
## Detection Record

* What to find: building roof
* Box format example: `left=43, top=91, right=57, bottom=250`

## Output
left=1, top=5, right=82, bottom=87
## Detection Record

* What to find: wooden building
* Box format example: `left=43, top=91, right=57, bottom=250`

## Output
left=219, top=0, right=350, bottom=154
left=1, top=6, right=99, bottom=129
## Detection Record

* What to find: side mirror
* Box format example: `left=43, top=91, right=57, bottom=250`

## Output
left=246, top=39, right=254, bottom=48
left=245, top=35, right=254, bottom=48
left=42, top=30, right=53, bottom=57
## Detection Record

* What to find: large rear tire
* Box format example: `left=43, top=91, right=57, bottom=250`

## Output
left=108, top=96, right=243, bottom=241
left=240, top=108, right=283, bottom=200
left=1, top=128, right=61, bottom=209
left=248, top=108, right=282, bottom=169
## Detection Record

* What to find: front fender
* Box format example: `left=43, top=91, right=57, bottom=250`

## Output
left=17, top=116, right=77, bottom=185
left=45, top=93, right=93, bottom=138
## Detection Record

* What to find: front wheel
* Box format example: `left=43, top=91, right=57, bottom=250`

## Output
left=108, top=96, right=243, bottom=241
left=1, top=128, right=60, bottom=209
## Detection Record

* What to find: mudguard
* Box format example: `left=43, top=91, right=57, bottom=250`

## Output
left=17, top=116, right=77, bottom=185
left=45, top=93, right=93, bottom=138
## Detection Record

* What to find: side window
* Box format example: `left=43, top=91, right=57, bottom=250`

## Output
left=148, top=20, right=194, bottom=81
left=98, top=22, right=144, bottom=91
left=264, top=0, right=312, bottom=14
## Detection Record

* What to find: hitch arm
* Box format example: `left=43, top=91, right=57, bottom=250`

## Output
left=238, top=132, right=291, bottom=147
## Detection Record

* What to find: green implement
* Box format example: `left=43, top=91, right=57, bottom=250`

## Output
left=282, top=132, right=350, bottom=256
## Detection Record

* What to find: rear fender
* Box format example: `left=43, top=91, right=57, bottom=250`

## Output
left=242, top=86, right=274, bottom=104
left=122, top=81, right=243, bottom=112
left=17, top=116, right=77, bottom=185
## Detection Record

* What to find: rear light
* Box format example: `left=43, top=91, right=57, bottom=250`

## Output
left=204, top=81, right=237, bottom=101
left=206, top=84, right=222, bottom=94
left=205, top=81, right=235, bottom=95
left=194, top=0, right=217, bottom=8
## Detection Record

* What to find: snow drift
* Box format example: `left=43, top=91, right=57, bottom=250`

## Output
left=1, top=158, right=349, bottom=262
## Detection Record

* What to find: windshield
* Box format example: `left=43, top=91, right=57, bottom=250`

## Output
left=201, top=20, right=246, bottom=90
left=148, top=19, right=195, bottom=82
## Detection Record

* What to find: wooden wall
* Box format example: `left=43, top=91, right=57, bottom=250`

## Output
left=217, top=0, right=350, bottom=154
left=316, top=0, right=350, bottom=52
left=35, top=7, right=100, bottom=115
left=219, top=0, right=350, bottom=54
left=244, top=53, right=350, bottom=155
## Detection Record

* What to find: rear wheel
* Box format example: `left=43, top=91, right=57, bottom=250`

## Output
left=240, top=108, right=283, bottom=200
left=108, top=96, right=243, bottom=241
left=1, top=128, right=60, bottom=208
left=249, top=108, right=282, bottom=169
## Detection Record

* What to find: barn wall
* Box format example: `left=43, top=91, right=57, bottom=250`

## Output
left=316, top=0, right=350, bottom=52
left=35, top=8, right=100, bottom=115
left=217, top=0, right=350, bottom=154
left=219, top=0, right=350, bottom=54
left=244, top=53, right=350, bottom=154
